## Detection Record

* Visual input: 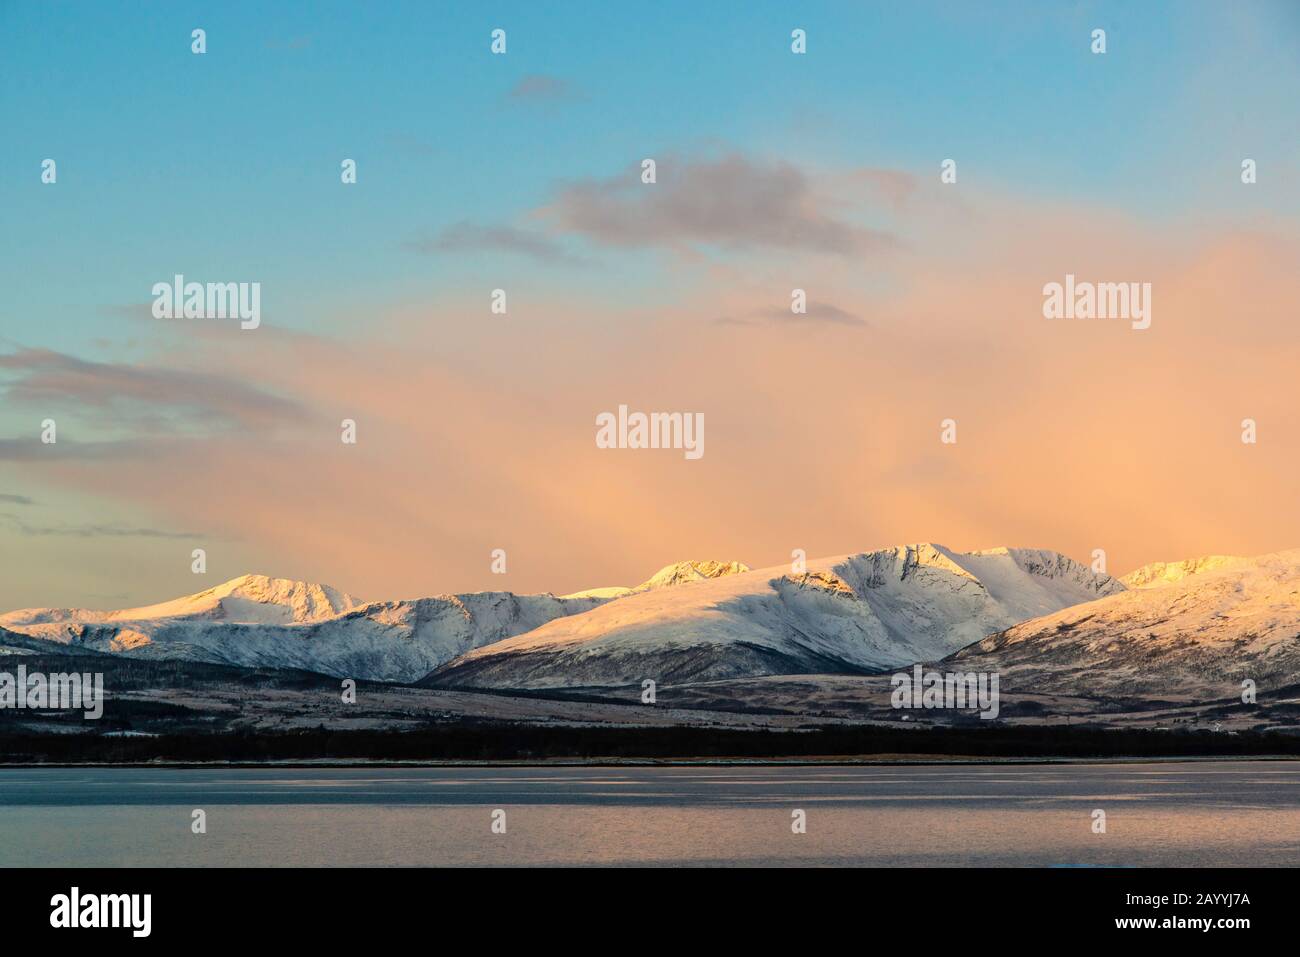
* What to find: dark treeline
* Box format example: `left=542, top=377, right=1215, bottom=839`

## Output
left=0, top=653, right=340, bottom=691
left=2, top=722, right=1299, bottom=764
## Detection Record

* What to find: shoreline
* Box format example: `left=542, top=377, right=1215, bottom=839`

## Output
left=3, top=753, right=1298, bottom=770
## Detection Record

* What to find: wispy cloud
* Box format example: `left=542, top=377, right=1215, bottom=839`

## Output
left=542, top=154, right=895, bottom=257
left=713, top=300, right=867, bottom=328
left=405, top=222, right=585, bottom=266
left=0, top=493, right=38, bottom=506
left=506, top=74, right=583, bottom=103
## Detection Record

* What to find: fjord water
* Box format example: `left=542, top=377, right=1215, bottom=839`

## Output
left=1, top=763, right=1297, bottom=866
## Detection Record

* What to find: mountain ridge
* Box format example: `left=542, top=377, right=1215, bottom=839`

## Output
left=426, top=543, right=1126, bottom=690
left=11, top=544, right=1288, bottom=697
left=948, top=547, right=1300, bottom=699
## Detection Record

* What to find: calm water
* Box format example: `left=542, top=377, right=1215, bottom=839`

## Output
left=1, top=762, right=1297, bottom=866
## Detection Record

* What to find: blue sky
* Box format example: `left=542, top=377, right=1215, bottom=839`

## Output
left=1, top=1, right=1297, bottom=607
left=3, top=1, right=1295, bottom=347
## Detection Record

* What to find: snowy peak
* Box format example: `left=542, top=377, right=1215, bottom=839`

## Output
left=1120, top=555, right=1245, bottom=589
left=841, top=544, right=1124, bottom=625
left=1, top=574, right=364, bottom=630
left=116, top=574, right=364, bottom=624
left=560, top=559, right=751, bottom=599
left=633, top=559, right=751, bottom=592
left=965, top=546, right=1125, bottom=600
left=965, top=546, right=1124, bottom=592
left=891, top=543, right=982, bottom=584
left=828, top=544, right=1122, bottom=606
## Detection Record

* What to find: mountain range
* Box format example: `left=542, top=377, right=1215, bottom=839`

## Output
left=0, top=560, right=746, bottom=682
left=2, top=573, right=601, bottom=682
left=3, top=545, right=1296, bottom=711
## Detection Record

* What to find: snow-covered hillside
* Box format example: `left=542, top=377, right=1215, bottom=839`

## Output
left=427, top=544, right=1124, bottom=690
left=950, top=549, right=1300, bottom=698
left=0, top=576, right=606, bottom=682
left=1120, top=555, right=1245, bottom=589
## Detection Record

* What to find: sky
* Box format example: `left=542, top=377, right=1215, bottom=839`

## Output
left=1, top=0, right=1298, bottom=609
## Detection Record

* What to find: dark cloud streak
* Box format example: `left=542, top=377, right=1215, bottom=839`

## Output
left=0, top=348, right=309, bottom=434
left=0, top=513, right=201, bottom=539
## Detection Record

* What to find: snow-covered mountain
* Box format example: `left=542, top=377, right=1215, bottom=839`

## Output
left=2, top=574, right=362, bottom=638
left=948, top=548, right=1300, bottom=699
left=130, top=591, right=614, bottom=681
left=426, top=544, right=1124, bottom=690
left=0, top=576, right=608, bottom=682
left=0, top=563, right=756, bottom=683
